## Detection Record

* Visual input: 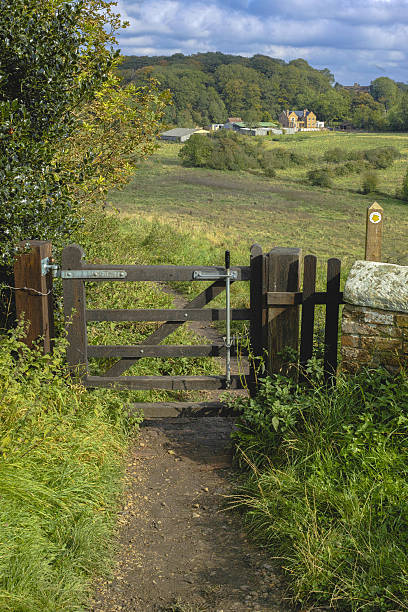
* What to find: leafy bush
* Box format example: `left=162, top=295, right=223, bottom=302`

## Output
left=307, top=168, right=333, bottom=187
left=398, top=166, right=408, bottom=201
left=361, top=172, right=379, bottom=194
left=178, top=134, right=215, bottom=167
left=348, top=146, right=399, bottom=169
left=364, top=146, right=399, bottom=169
left=324, top=147, right=348, bottom=163
left=232, top=367, right=408, bottom=611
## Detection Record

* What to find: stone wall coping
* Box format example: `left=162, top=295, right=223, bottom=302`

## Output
left=344, top=260, right=408, bottom=314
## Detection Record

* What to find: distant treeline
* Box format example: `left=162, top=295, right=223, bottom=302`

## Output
left=118, top=52, right=408, bottom=131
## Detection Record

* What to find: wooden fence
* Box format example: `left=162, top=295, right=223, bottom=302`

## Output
left=13, top=241, right=344, bottom=393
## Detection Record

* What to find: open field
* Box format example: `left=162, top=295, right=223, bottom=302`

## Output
left=109, top=132, right=408, bottom=286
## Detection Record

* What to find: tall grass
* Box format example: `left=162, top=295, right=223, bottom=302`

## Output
left=231, top=365, right=408, bottom=611
left=0, top=327, right=139, bottom=611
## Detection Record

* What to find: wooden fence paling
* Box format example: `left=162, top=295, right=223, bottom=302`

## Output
left=13, top=240, right=54, bottom=352
left=365, top=202, right=383, bottom=261
left=300, top=254, right=317, bottom=368
left=266, top=247, right=301, bottom=375
left=324, top=258, right=342, bottom=381
left=62, top=244, right=88, bottom=377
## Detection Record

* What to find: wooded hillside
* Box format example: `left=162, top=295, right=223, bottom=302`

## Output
left=118, top=52, right=408, bottom=131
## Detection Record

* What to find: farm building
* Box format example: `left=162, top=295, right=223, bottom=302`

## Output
left=160, top=128, right=199, bottom=142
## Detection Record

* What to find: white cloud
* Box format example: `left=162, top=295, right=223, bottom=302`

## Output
left=116, top=0, right=408, bottom=83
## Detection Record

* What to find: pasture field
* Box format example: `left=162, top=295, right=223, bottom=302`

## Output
left=109, top=132, right=408, bottom=286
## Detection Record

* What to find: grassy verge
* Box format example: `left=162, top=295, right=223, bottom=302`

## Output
left=0, top=211, right=222, bottom=611
left=0, top=329, right=140, bottom=611
left=231, top=366, right=408, bottom=611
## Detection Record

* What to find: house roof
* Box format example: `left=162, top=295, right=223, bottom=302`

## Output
left=227, top=117, right=242, bottom=123
left=160, top=128, right=198, bottom=137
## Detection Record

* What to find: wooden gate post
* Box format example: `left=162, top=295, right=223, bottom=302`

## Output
left=266, top=247, right=301, bottom=375
left=249, top=244, right=267, bottom=394
left=62, top=244, right=88, bottom=377
left=13, top=240, right=54, bottom=352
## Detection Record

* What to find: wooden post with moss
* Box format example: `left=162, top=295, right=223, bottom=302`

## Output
left=13, top=240, right=54, bottom=353
left=365, top=202, right=383, bottom=262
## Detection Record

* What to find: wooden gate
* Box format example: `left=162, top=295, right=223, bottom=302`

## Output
left=62, top=244, right=252, bottom=391
left=14, top=241, right=344, bottom=393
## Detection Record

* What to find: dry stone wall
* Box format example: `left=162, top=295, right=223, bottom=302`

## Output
left=341, top=261, right=408, bottom=372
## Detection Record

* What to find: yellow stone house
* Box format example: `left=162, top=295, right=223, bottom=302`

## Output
left=278, top=109, right=317, bottom=129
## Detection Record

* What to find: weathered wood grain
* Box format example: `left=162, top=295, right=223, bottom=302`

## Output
left=86, top=308, right=251, bottom=322
left=84, top=374, right=246, bottom=390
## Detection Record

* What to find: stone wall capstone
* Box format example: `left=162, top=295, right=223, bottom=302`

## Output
left=341, top=261, right=408, bottom=372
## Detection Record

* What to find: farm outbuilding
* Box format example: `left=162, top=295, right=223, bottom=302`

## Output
left=160, top=128, right=198, bottom=142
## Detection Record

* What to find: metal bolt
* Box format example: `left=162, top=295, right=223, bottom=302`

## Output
left=140, top=349, right=144, bottom=354
left=120, top=271, right=126, bottom=277
left=67, top=272, right=72, bottom=277
left=184, top=313, right=188, bottom=317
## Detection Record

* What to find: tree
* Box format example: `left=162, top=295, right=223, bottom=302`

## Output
left=0, top=0, right=170, bottom=264
left=370, top=77, right=398, bottom=110
left=0, top=0, right=114, bottom=263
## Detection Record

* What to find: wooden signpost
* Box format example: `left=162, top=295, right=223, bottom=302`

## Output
left=365, top=202, right=383, bottom=261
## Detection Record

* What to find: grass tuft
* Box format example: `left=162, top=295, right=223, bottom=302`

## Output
left=231, top=366, right=408, bottom=611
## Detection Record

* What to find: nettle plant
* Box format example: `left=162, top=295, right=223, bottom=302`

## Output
left=0, top=0, right=115, bottom=264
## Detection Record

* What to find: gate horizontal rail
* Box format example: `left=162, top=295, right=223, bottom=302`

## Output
left=68, top=263, right=251, bottom=282
left=87, top=344, right=249, bottom=358
left=83, top=374, right=246, bottom=390
left=86, top=308, right=251, bottom=322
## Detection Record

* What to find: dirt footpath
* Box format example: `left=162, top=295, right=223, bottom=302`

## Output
left=90, top=416, right=293, bottom=612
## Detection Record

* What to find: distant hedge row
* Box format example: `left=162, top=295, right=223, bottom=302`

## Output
left=179, top=135, right=401, bottom=190
left=179, top=132, right=308, bottom=177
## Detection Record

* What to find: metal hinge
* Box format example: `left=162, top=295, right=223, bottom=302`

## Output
left=193, top=270, right=238, bottom=281
left=41, top=258, right=127, bottom=280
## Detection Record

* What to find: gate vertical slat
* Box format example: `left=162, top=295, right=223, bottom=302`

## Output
left=300, top=254, right=317, bottom=368
left=324, top=258, right=342, bottom=381
left=267, top=247, right=301, bottom=375
left=249, top=244, right=266, bottom=394
left=62, top=244, right=88, bottom=378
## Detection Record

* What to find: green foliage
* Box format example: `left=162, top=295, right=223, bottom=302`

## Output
left=118, top=52, right=407, bottom=131
left=324, top=147, right=348, bottom=163
left=179, top=132, right=259, bottom=172
left=363, top=146, right=399, bottom=168
left=307, top=168, right=333, bottom=187
left=0, top=0, right=115, bottom=264
left=0, top=325, right=139, bottom=610
left=178, top=134, right=215, bottom=167
left=399, top=166, right=408, bottom=201
left=232, top=368, right=408, bottom=610
left=361, top=172, right=379, bottom=194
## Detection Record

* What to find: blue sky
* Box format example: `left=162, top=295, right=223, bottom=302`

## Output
left=116, top=0, right=408, bottom=85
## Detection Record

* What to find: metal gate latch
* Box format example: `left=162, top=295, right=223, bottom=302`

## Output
left=192, top=270, right=238, bottom=280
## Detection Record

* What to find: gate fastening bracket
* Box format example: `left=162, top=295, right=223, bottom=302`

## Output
left=193, top=270, right=238, bottom=280
left=41, top=258, right=127, bottom=280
